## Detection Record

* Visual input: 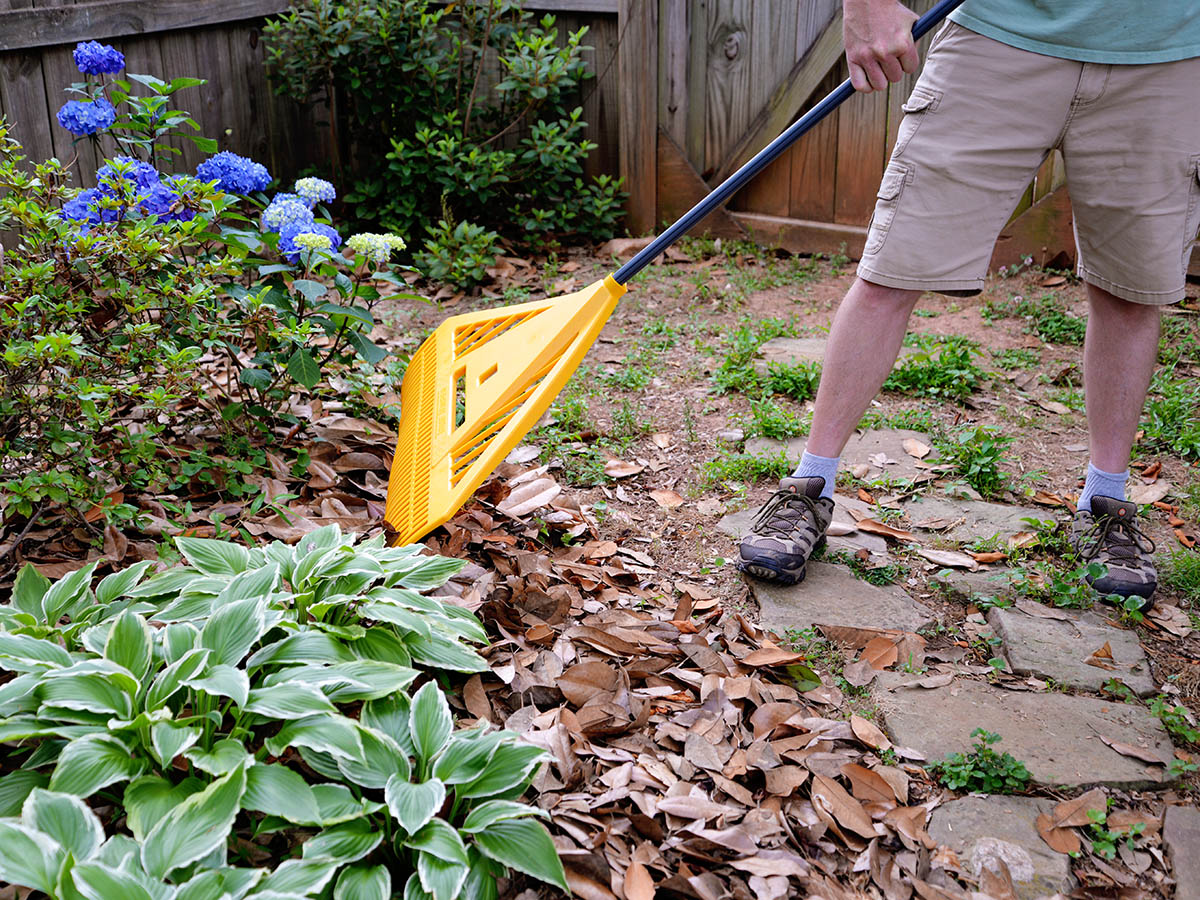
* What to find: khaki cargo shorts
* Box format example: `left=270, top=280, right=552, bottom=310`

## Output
left=859, top=22, right=1200, bottom=305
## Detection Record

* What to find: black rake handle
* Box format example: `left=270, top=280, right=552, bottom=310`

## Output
left=612, top=0, right=967, bottom=285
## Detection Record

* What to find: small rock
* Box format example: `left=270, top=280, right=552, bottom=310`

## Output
left=717, top=428, right=745, bottom=442
left=1164, top=805, right=1200, bottom=900
left=988, top=606, right=1157, bottom=696
left=931, top=568, right=1020, bottom=604
left=873, top=672, right=1175, bottom=789
left=928, top=796, right=1074, bottom=900
left=748, top=562, right=935, bottom=634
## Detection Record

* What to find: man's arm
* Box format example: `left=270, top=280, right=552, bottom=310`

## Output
left=843, top=0, right=921, bottom=92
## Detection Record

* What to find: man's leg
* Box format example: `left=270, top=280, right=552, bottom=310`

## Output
left=1081, top=284, right=1161, bottom=479
left=806, top=278, right=922, bottom=458
left=1070, top=283, right=1162, bottom=603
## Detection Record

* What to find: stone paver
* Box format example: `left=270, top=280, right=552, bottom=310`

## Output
left=752, top=337, right=917, bottom=377
left=931, top=567, right=1020, bottom=604
left=1164, top=805, right=1200, bottom=900
left=748, top=562, right=935, bottom=634
left=988, top=606, right=1156, bottom=697
left=745, top=429, right=937, bottom=482
left=873, top=672, right=1174, bottom=789
left=901, top=495, right=1045, bottom=543
left=928, top=796, right=1073, bottom=900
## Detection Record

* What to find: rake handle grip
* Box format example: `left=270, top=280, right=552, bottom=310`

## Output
left=612, top=0, right=967, bottom=285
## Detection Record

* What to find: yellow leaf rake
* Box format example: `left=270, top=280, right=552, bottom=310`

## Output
left=384, top=0, right=965, bottom=545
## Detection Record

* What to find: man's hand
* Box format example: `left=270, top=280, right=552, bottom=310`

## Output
left=843, top=0, right=920, bottom=93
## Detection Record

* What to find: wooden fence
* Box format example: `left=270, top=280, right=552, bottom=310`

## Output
left=2, top=0, right=1194, bottom=274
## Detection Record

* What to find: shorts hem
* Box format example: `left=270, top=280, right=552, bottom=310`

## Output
left=856, top=264, right=985, bottom=294
left=1077, top=265, right=1183, bottom=306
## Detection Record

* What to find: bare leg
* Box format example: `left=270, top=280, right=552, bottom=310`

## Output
left=806, top=277, right=922, bottom=457
left=1082, top=284, right=1161, bottom=472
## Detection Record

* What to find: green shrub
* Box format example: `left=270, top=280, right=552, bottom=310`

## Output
left=0, top=53, right=416, bottom=527
left=263, top=0, right=625, bottom=280
left=0, top=525, right=567, bottom=898
left=765, top=360, right=822, bottom=402
left=414, top=219, right=500, bottom=289
left=1139, top=373, right=1200, bottom=460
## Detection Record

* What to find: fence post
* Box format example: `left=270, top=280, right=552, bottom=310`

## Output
left=618, top=0, right=658, bottom=235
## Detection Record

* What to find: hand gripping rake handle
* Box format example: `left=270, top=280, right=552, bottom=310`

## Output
left=612, top=0, right=967, bottom=285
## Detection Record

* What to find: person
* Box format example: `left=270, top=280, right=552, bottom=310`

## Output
left=737, top=0, right=1200, bottom=608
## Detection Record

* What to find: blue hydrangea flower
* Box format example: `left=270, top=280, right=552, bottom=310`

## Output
left=294, top=177, right=336, bottom=206
left=278, top=221, right=341, bottom=263
left=73, top=41, right=125, bottom=76
left=97, top=156, right=159, bottom=191
left=55, top=98, right=116, bottom=136
left=196, top=151, right=271, bottom=194
left=262, top=196, right=315, bottom=233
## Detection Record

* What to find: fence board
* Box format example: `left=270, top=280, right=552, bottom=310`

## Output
left=657, top=0, right=688, bottom=148
left=702, top=0, right=751, bottom=176
left=788, top=67, right=842, bottom=223
left=833, top=80, right=888, bottom=225
left=618, top=0, right=657, bottom=233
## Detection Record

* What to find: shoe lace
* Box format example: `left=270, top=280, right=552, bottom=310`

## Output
left=1078, top=513, right=1156, bottom=564
left=752, top=488, right=820, bottom=538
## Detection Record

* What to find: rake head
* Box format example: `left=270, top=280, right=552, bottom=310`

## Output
left=384, top=275, right=626, bottom=545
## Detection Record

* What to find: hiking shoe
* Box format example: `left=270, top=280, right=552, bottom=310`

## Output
left=1070, top=495, right=1157, bottom=606
left=738, top=476, right=835, bottom=585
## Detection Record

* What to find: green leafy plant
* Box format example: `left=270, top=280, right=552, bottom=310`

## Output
left=264, top=0, right=625, bottom=277
left=738, top=395, right=804, bottom=440
left=1084, top=806, right=1145, bottom=860
left=1148, top=695, right=1200, bottom=746
left=413, top=218, right=500, bottom=289
left=701, top=451, right=792, bottom=490
left=1161, top=548, right=1200, bottom=602
left=765, top=360, right=822, bottom=402
left=0, top=526, right=567, bottom=898
left=1139, top=372, right=1200, bottom=460
left=882, top=335, right=984, bottom=402
left=710, top=316, right=797, bottom=395
left=935, top=424, right=1013, bottom=498
left=928, top=728, right=1031, bottom=794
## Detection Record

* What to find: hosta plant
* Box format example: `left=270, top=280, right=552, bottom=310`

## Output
left=0, top=525, right=568, bottom=898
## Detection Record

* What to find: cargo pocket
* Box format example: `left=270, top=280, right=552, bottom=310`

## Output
left=864, top=162, right=913, bottom=256
left=1185, top=157, right=1200, bottom=274
left=892, top=86, right=941, bottom=158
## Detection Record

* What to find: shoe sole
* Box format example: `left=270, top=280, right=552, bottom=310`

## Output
left=737, top=537, right=825, bottom=587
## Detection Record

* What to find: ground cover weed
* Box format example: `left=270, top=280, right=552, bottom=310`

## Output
left=935, top=424, right=1013, bottom=498
left=765, top=360, right=822, bottom=402
left=710, top=316, right=798, bottom=395
left=701, top=451, right=792, bottom=490
left=1148, top=695, right=1200, bottom=746
left=821, top=549, right=909, bottom=585
left=0, top=525, right=567, bottom=898
left=927, top=728, right=1031, bottom=793
left=1085, top=805, right=1146, bottom=860
left=1161, top=549, right=1200, bottom=603
left=882, top=335, right=984, bottom=402
left=993, top=347, right=1041, bottom=370
left=1139, top=371, right=1200, bottom=460
left=737, top=396, right=805, bottom=440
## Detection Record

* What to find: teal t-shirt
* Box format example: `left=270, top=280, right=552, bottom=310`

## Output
left=949, top=1, right=1200, bottom=63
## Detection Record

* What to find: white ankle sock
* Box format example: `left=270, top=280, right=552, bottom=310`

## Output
left=1078, top=461, right=1128, bottom=513
left=791, top=450, right=838, bottom=499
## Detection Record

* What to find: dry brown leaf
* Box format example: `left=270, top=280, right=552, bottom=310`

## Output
left=841, top=659, right=879, bottom=687
left=742, top=644, right=808, bottom=667
left=811, top=774, right=877, bottom=839
left=1175, top=529, right=1196, bottom=549
left=558, top=661, right=619, bottom=707
left=656, top=794, right=731, bottom=821
left=1097, top=734, right=1169, bottom=765
left=849, top=714, right=892, bottom=751
left=1129, top=480, right=1171, bottom=506
left=603, top=459, right=644, bottom=479
left=1031, top=490, right=1066, bottom=507
left=331, top=451, right=386, bottom=472
left=1147, top=603, right=1192, bottom=637
left=862, top=636, right=900, bottom=670
left=1008, top=531, right=1039, bottom=549
left=1086, top=641, right=1115, bottom=670
left=902, top=438, right=931, bottom=459
left=306, top=459, right=338, bottom=490
left=856, top=518, right=917, bottom=542
left=840, top=763, right=894, bottom=804
left=624, top=860, right=656, bottom=900
left=497, top=477, right=562, bottom=517
left=650, top=432, right=673, bottom=449
left=1036, top=812, right=1082, bottom=854
left=969, top=550, right=1008, bottom=564
left=649, top=488, right=685, bottom=510
left=916, top=548, right=978, bottom=570
left=1106, top=808, right=1161, bottom=836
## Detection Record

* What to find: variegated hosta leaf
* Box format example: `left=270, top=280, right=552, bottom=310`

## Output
left=48, top=733, right=148, bottom=797
left=302, top=819, right=382, bottom=865
left=0, top=820, right=65, bottom=893
left=471, top=817, right=570, bottom=893
left=333, top=863, right=391, bottom=900
left=243, top=763, right=321, bottom=825
left=174, top=536, right=256, bottom=576
left=123, top=776, right=205, bottom=843
left=409, top=681, right=452, bottom=764
left=384, top=776, right=445, bottom=835
left=140, top=762, right=247, bottom=880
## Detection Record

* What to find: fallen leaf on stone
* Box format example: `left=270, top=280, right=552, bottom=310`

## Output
left=604, top=459, right=644, bottom=479
left=1008, top=531, right=1039, bottom=549
left=1030, top=490, right=1067, bottom=506
left=1048, top=787, right=1107, bottom=829
left=742, top=644, right=808, bottom=667
left=1128, top=480, right=1171, bottom=506
left=1037, top=399, right=1072, bottom=415
left=1085, top=641, right=1115, bottom=670
left=969, top=550, right=1008, bottom=564
left=1106, top=808, right=1162, bottom=836
left=1097, top=735, right=1169, bottom=765
left=497, top=477, right=562, bottom=517
left=856, top=519, right=917, bottom=542
left=696, top=497, right=727, bottom=517
left=849, top=714, right=891, bottom=751
left=505, top=444, right=542, bottom=465
left=914, top=516, right=959, bottom=531
left=850, top=463, right=871, bottom=479
left=902, top=438, right=931, bottom=459
left=916, top=548, right=978, bottom=570
left=841, top=660, right=878, bottom=687
left=1037, top=812, right=1083, bottom=854
left=650, top=432, right=673, bottom=449
left=861, top=636, right=900, bottom=670
left=910, top=673, right=955, bottom=689
left=650, top=489, right=685, bottom=510
left=827, top=521, right=856, bottom=536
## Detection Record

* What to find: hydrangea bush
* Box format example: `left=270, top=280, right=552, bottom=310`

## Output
left=0, top=42, right=415, bottom=527
left=264, top=0, right=626, bottom=285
